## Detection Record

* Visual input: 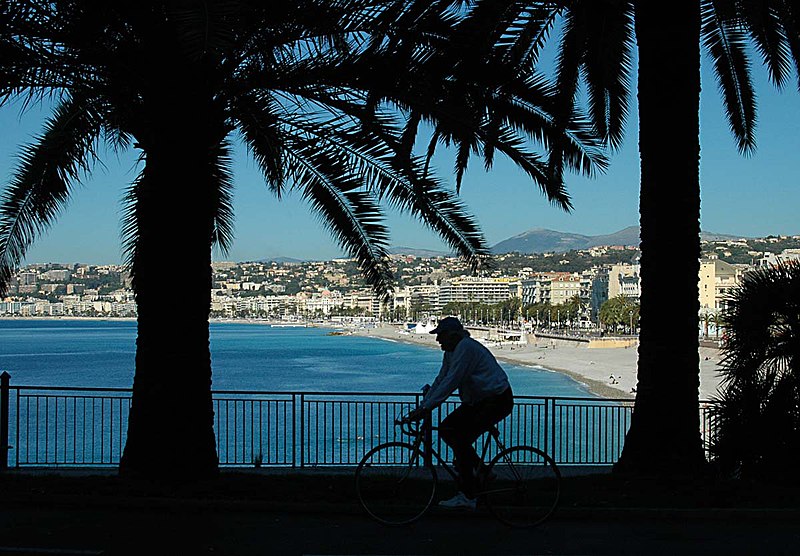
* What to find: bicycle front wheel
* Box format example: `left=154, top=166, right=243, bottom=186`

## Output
left=484, top=446, right=561, bottom=528
left=355, top=441, right=437, bottom=526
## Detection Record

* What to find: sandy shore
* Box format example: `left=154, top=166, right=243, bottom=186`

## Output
left=349, top=323, right=724, bottom=401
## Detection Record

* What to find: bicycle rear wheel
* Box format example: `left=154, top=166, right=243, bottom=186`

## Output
left=355, top=441, right=437, bottom=526
left=484, top=446, right=561, bottom=528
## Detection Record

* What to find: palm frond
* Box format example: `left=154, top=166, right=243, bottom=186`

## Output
left=311, top=114, right=493, bottom=270
left=284, top=136, right=395, bottom=300
left=0, top=93, right=102, bottom=294
left=702, top=0, right=757, bottom=154
left=119, top=162, right=147, bottom=274
left=166, top=0, right=240, bottom=62
left=738, top=0, right=795, bottom=88
left=545, top=7, right=586, bottom=191
left=231, top=92, right=287, bottom=197
left=581, top=0, right=634, bottom=150
left=210, top=139, right=236, bottom=255
left=494, top=3, right=563, bottom=72
left=772, top=0, right=800, bottom=91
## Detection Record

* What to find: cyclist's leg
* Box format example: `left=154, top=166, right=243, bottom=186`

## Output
left=441, top=389, right=515, bottom=498
left=474, top=387, right=514, bottom=427
left=465, top=388, right=515, bottom=478
left=439, top=405, right=482, bottom=498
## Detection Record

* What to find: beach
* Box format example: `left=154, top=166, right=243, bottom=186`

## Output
left=351, top=323, right=724, bottom=401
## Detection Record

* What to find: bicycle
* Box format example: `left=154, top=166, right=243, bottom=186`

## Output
left=355, top=407, right=561, bottom=528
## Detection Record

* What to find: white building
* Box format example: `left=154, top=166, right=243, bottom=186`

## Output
left=608, top=263, right=641, bottom=301
left=438, top=278, right=520, bottom=307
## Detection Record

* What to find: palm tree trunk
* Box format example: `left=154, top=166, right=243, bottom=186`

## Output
left=615, top=0, right=707, bottom=475
left=119, top=71, right=222, bottom=481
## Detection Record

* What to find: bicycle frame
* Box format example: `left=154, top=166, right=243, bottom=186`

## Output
left=398, top=417, right=508, bottom=483
left=357, top=417, right=562, bottom=528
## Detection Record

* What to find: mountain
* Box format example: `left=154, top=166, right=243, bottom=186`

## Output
left=491, top=226, right=750, bottom=254
left=257, top=256, right=306, bottom=264
left=257, top=228, right=751, bottom=262
left=490, top=228, right=595, bottom=254
left=699, top=231, right=749, bottom=241
left=585, top=226, right=641, bottom=248
left=388, top=246, right=450, bottom=258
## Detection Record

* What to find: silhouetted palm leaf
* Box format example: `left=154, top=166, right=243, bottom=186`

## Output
left=710, top=261, right=800, bottom=479
left=0, top=93, right=103, bottom=289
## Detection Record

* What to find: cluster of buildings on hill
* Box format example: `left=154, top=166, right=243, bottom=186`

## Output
left=2, top=246, right=800, bottom=326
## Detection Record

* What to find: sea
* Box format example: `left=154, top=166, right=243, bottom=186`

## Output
left=0, top=319, right=595, bottom=398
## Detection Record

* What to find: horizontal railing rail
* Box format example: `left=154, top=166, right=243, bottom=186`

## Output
left=0, top=377, right=716, bottom=470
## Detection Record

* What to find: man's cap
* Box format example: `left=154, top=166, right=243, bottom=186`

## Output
left=429, top=316, right=464, bottom=335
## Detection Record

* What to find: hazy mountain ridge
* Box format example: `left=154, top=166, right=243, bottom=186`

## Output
left=388, top=246, right=450, bottom=258
left=491, top=226, right=748, bottom=254
left=261, top=227, right=753, bottom=261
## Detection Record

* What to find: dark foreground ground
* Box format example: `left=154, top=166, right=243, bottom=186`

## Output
left=2, top=469, right=800, bottom=555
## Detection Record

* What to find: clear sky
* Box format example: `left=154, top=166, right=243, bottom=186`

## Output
left=1, top=50, right=799, bottom=265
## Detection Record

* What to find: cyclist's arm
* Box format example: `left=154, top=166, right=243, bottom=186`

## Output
left=420, top=349, right=472, bottom=411
left=402, top=361, right=450, bottom=422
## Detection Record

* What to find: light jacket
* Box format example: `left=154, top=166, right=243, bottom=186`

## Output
left=421, top=336, right=510, bottom=410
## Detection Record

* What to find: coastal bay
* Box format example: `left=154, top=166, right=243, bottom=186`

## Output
left=0, top=317, right=724, bottom=401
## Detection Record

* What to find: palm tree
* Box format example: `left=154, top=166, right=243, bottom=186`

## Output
left=0, top=1, right=605, bottom=480
left=710, top=261, right=800, bottom=479
left=454, top=0, right=799, bottom=474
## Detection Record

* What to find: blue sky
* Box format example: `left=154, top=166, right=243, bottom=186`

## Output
left=1, top=52, right=799, bottom=265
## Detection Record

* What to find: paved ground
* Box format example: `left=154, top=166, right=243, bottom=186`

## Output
left=2, top=502, right=800, bottom=555
left=2, top=470, right=800, bottom=555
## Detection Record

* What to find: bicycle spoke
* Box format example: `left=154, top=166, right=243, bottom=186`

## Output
left=356, top=442, right=436, bottom=526
left=484, top=446, right=561, bottom=528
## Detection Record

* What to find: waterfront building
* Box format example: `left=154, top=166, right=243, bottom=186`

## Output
left=438, top=277, right=520, bottom=307
left=699, top=257, right=745, bottom=311
left=404, top=284, right=441, bottom=315
left=299, top=290, right=344, bottom=316
left=521, top=272, right=587, bottom=306
left=342, top=289, right=383, bottom=316
left=608, top=263, right=641, bottom=301
left=589, top=269, right=609, bottom=321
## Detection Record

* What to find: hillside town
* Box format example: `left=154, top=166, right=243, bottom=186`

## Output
left=2, top=235, right=800, bottom=333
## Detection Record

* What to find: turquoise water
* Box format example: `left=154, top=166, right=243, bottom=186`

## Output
left=0, top=319, right=594, bottom=397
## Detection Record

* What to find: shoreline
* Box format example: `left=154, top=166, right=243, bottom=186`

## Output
left=348, top=323, right=724, bottom=401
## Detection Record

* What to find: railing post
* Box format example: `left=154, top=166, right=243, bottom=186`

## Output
left=546, top=397, right=556, bottom=463
left=299, top=394, right=305, bottom=469
left=0, top=372, right=9, bottom=471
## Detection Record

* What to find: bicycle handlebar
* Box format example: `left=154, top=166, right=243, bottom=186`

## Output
left=394, top=384, right=432, bottom=435
left=395, top=414, right=424, bottom=434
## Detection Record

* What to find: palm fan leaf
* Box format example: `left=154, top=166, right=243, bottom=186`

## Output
left=0, top=93, right=103, bottom=293
left=711, top=261, right=800, bottom=478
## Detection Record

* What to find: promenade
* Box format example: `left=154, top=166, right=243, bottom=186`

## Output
left=2, top=469, right=799, bottom=555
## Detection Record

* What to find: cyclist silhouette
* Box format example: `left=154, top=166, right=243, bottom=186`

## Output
left=404, top=316, right=514, bottom=509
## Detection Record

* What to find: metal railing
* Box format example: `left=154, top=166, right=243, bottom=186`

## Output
left=0, top=374, right=715, bottom=469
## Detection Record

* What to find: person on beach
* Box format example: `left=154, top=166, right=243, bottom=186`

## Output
left=403, top=316, right=513, bottom=510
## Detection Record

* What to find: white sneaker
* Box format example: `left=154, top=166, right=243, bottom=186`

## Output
left=438, top=492, right=477, bottom=510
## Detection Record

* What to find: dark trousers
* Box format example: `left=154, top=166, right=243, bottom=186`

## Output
left=439, top=387, right=513, bottom=498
